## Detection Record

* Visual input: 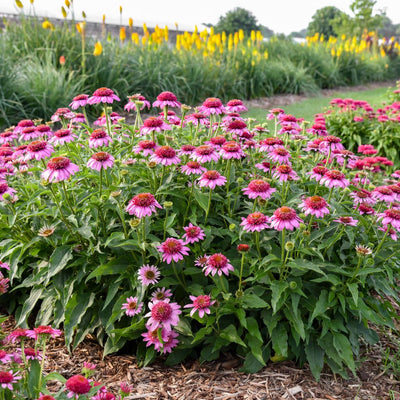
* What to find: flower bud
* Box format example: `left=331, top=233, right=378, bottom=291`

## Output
left=229, top=223, right=236, bottom=231
left=110, top=190, right=122, bottom=198
left=163, top=201, right=173, bottom=208
left=237, top=244, right=250, bottom=253
left=289, top=281, right=297, bottom=289
left=257, top=198, right=267, bottom=206
left=148, top=161, right=157, bottom=168
left=303, top=230, right=310, bottom=236
left=299, top=223, right=306, bottom=230
left=285, top=241, right=294, bottom=252
left=365, top=257, right=375, bottom=266
left=129, top=218, right=141, bottom=228
left=236, top=177, right=244, bottom=184
left=120, top=169, right=129, bottom=176
left=181, top=104, right=191, bottom=112
left=235, top=289, right=244, bottom=298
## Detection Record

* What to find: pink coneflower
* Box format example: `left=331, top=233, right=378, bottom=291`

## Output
left=41, top=157, right=79, bottom=183
left=152, top=91, right=181, bottom=108
left=225, top=99, right=248, bottom=113
left=259, top=137, right=284, bottom=153
left=121, top=296, right=143, bottom=316
left=278, top=114, right=300, bottom=129
left=184, top=294, right=215, bottom=318
left=255, top=160, right=274, bottom=173
left=379, top=226, right=398, bottom=241
left=356, top=203, right=375, bottom=215
left=0, top=278, right=9, bottom=294
left=51, top=107, right=75, bottom=122
left=93, top=112, right=122, bottom=126
left=19, top=127, right=39, bottom=142
left=87, top=152, right=114, bottom=171
left=191, top=144, right=220, bottom=163
left=272, top=164, right=299, bottom=181
left=0, top=165, right=14, bottom=178
left=277, top=124, right=300, bottom=136
left=320, top=170, right=350, bottom=188
left=372, top=186, right=396, bottom=203
left=27, top=325, right=62, bottom=340
left=138, top=264, right=160, bottom=286
left=159, top=110, right=181, bottom=125
left=26, top=140, right=54, bottom=161
left=3, top=328, right=30, bottom=344
left=242, top=180, right=276, bottom=200
left=198, top=170, right=227, bottom=189
left=270, top=206, right=303, bottom=231
left=160, top=329, right=179, bottom=354
left=65, top=374, right=92, bottom=399
left=0, top=371, right=21, bottom=390
left=0, top=261, right=10, bottom=270
left=299, top=196, right=330, bottom=218
left=0, top=131, right=17, bottom=144
left=88, top=87, right=120, bottom=104
left=209, top=135, right=227, bottom=148
left=195, top=254, right=209, bottom=268
left=240, top=211, right=270, bottom=232
left=22, top=347, right=42, bottom=361
left=0, top=350, right=12, bottom=364
left=157, top=238, right=190, bottom=264
left=133, top=140, right=157, bottom=156
left=13, top=119, right=35, bottom=134
left=391, top=170, right=400, bottom=179
left=199, top=97, right=226, bottom=116
left=320, top=135, right=344, bottom=152
left=151, top=287, right=173, bottom=302
left=225, top=120, right=249, bottom=137
left=185, top=112, right=209, bottom=126
left=69, top=94, right=89, bottom=110
left=145, top=300, right=182, bottom=331
left=149, top=146, right=181, bottom=166
left=267, top=108, right=285, bottom=120
left=219, top=141, right=245, bottom=159
left=180, top=161, right=206, bottom=176
left=350, top=188, right=375, bottom=205
left=49, top=129, right=77, bottom=145
left=35, top=124, right=53, bottom=139
left=267, top=147, right=291, bottom=164
left=377, top=208, right=400, bottom=230
left=142, top=327, right=169, bottom=352
left=333, top=216, right=358, bottom=226
left=125, top=94, right=151, bottom=111
left=178, top=144, right=196, bottom=156
left=0, top=182, right=16, bottom=200
left=307, top=166, right=329, bottom=182
left=182, top=223, right=205, bottom=244
left=203, top=253, right=234, bottom=277
left=306, top=123, right=328, bottom=136
left=140, top=117, right=172, bottom=136
left=88, top=129, right=113, bottom=148
left=126, top=193, right=162, bottom=218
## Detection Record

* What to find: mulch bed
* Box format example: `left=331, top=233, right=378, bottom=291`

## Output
left=2, top=316, right=400, bottom=400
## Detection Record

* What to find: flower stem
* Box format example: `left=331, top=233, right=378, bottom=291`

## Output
left=238, top=252, right=245, bottom=292
left=205, top=188, right=212, bottom=224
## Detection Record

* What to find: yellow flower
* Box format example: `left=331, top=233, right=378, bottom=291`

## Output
left=42, top=20, right=54, bottom=30
left=120, top=27, right=126, bottom=42
left=76, top=22, right=85, bottom=35
left=65, top=0, right=70, bottom=7
left=61, top=6, right=67, bottom=18
left=129, top=18, right=133, bottom=28
left=93, top=41, right=102, bottom=56
left=15, top=0, right=23, bottom=8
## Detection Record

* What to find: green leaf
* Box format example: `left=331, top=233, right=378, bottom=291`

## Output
left=240, top=352, right=265, bottom=373
left=220, top=324, right=246, bottom=347
left=333, top=333, right=356, bottom=373
left=305, top=340, right=325, bottom=381
left=191, top=326, right=212, bottom=344
left=235, top=308, right=247, bottom=328
left=346, top=282, right=358, bottom=306
left=270, top=281, right=289, bottom=313
left=288, top=259, right=326, bottom=276
left=271, top=324, right=288, bottom=357
left=175, top=317, right=193, bottom=337
left=27, top=359, right=41, bottom=398
left=17, top=286, right=43, bottom=327
left=242, top=293, right=269, bottom=309
left=246, top=333, right=266, bottom=366
left=86, top=261, right=127, bottom=282
left=46, top=245, right=73, bottom=281
left=246, top=317, right=262, bottom=342
left=193, top=189, right=209, bottom=213
left=309, top=290, right=329, bottom=326
left=44, top=372, right=67, bottom=383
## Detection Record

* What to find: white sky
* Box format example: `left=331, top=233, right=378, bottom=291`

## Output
left=1, top=0, right=400, bottom=35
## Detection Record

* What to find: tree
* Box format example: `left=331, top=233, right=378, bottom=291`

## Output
left=307, top=6, right=346, bottom=38
left=213, top=7, right=260, bottom=35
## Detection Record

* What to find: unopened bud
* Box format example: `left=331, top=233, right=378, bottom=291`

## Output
left=237, top=244, right=250, bottom=253
left=129, top=218, right=141, bottom=228
left=235, top=289, right=244, bottom=298
left=148, top=161, right=157, bottom=168
left=289, top=281, right=297, bottom=289
left=257, top=198, right=267, bottom=206
left=285, top=241, right=294, bottom=252
left=110, top=190, right=122, bottom=198
left=120, top=169, right=129, bottom=175
left=229, top=223, right=236, bottom=231
left=163, top=201, right=173, bottom=208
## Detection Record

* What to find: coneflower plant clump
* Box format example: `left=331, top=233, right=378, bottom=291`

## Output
left=1, top=87, right=400, bottom=381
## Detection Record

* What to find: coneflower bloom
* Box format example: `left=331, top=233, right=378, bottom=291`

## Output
left=267, top=147, right=291, bottom=164
left=140, top=117, right=172, bottom=136
left=41, top=157, right=79, bottom=183
left=157, top=238, right=190, bottom=264
left=0, top=261, right=10, bottom=270
left=0, top=182, right=16, bottom=200
left=184, top=294, right=215, bottom=318
left=138, top=264, right=160, bottom=286
left=124, top=94, right=151, bottom=111
left=194, top=254, right=209, bottom=268
left=320, top=135, right=344, bottom=152
left=87, top=152, right=114, bottom=171
left=372, top=186, right=396, bottom=203
left=142, top=328, right=169, bottom=352
left=121, top=296, right=143, bottom=316
left=377, top=208, right=400, bottom=230
left=13, top=119, right=35, bottom=135
left=208, top=135, right=227, bottom=148
left=19, top=126, right=39, bottom=142
left=198, top=170, right=227, bottom=189
left=203, top=253, right=234, bottom=277
left=178, top=144, right=196, bottom=156
left=299, top=196, right=330, bottom=218
left=0, top=371, right=21, bottom=390
left=21, top=347, right=42, bottom=361
left=219, top=141, right=245, bottom=159
left=255, top=160, right=274, bottom=173
left=26, top=140, right=54, bottom=161
left=356, top=203, right=375, bottom=215
left=88, top=129, right=113, bottom=148
left=258, top=137, right=284, bottom=153
left=180, top=161, right=206, bottom=176
left=277, top=124, right=300, bottom=136
left=306, top=123, right=328, bottom=136
left=378, top=226, right=398, bottom=241
left=152, top=91, right=181, bottom=109
left=35, top=124, right=53, bottom=138
left=278, top=114, right=300, bottom=129
left=27, top=325, right=62, bottom=340
left=307, top=166, right=329, bottom=182
left=240, top=212, right=270, bottom=232
left=49, top=129, right=77, bottom=146
left=391, top=170, right=400, bottom=179
left=159, top=110, right=181, bottom=125
left=272, top=164, right=299, bottom=181
left=126, top=193, right=162, bottom=218
left=3, top=328, right=30, bottom=344
left=69, top=94, right=89, bottom=110
left=0, top=278, right=9, bottom=294
left=199, top=97, right=226, bottom=116
left=0, top=350, right=12, bottom=364
left=133, top=140, right=157, bottom=156
left=267, top=108, right=285, bottom=120
left=350, top=188, right=375, bottom=205
left=38, top=225, right=56, bottom=238
left=191, top=144, right=220, bottom=163
left=270, top=206, right=303, bottom=231
left=225, top=99, right=248, bottom=113
left=88, top=87, right=120, bottom=104
left=225, top=120, right=249, bottom=137
left=51, top=107, right=75, bottom=122
left=151, top=287, right=173, bottom=302
left=149, top=146, right=181, bottom=166
left=320, top=170, right=350, bottom=188
left=94, top=111, right=122, bottom=126
left=65, top=375, right=92, bottom=399
left=182, top=223, right=205, bottom=244
left=0, top=131, right=17, bottom=144
left=333, top=216, right=358, bottom=226
left=145, top=300, right=182, bottom=331
left=185, top=112, right=209, bottom=126
left=242, top=180, right=276, bottom=200
left=160, top=329, right=179, bottom=354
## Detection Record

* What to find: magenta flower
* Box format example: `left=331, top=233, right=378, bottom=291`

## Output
left=69, top=94, right=89, bottom=110
left=0, top=261, right=10, bottom=270
left=272, top=164, right=299, bottom=182
left=219, top=141, right=245, bottom=160
left=320, top=135, right=344, bottom=152
left=194, top=254, right=209, bottom=268
left=372, top=186, right=396, bottom=203
left=145, top=300, right=182, bottom=331
left=258, top=137, right=284, bottom=153
left=255, top=160, right=274, bottom=173
left=152, top=91, right=181, bottom=108
left=191, top=144, right=220, bottom=163
left=225, top=120, right=249, bottom=137
left=121, top=296, right=143, bottom=316
left=299, top=196, right=330, bottom=218
left=22, top=347, right=42, bottom=361
left=356, top=203, right=375, bottom=215
left=379, top=226, right=398, bottom=241
left=0, top=278, right=9, bottom=294
left=126, top=193, right=162, bottom=218
left=377, top=208, right=400, bottom=230
left=185, top=112, right=209, bottom=126
left=0, top=371, right=21, bottom=390
left=0, top=350, right=12, bottom=364
left=225, top=99, right=248, bottom=113
left=350, top=189, right=375, bottom=205
left=320, top=170, right=350, bottom=188
left=26, top=140, right=54, bottom=161
left=87, top=152, right=114, bottom=171
left=3, top=328, right=30, bottom=344
left=41, top=157, right=79, bottom=183
left=307, top=166, right=329, bottom=182
left=26, top=325, right=62, bottom=340
left=0, top=131, right=18, bottom=144
left=333, top=216, right=358, bottom=226
left=151, top=287, right=173, bottom=302
left=160, top=329, right=179, bottom=354
left=149, top=146, right=181, bottom=166
left=198, top=170, right=227, bottom=189
left=242, top=179, right=276, bottom=200
left=157, top=238, right=190, bottom=264
left=240, top=212, right=270, bottom=232
left=13, top=119, right=35, bottom=135
left=88, top=129, right=113, bottom=148
left=65, top=374, right=92, bottom=399
left=142, top=327, right=169, bottom=352
left=49, top=129, right=78, bottom=146
left=178, top=144, right=196, bottom=156
left=267, top=147, right=291, bottom=164
left=88, top=87, right=120, bottom=104
left=199, top=97, right=226, bottom=116
left=133, top=140, right=157, bottom=156
left=203, top=253, right=234, bottom=277
left=140, top=117, right=172, bottom=136
left=182, top=223, right=205, bottom=244
left=35, top=124, right=53, bottom=139
left=0, top=182, right=16, bottom=201
left=270, top=206, right=303, bottom=231
left=125, top=94, right=151, bottom=111
left=184, top=294, right=215, bottom=318
left=51, top=107, right=75, bottom=122
left=180, top=161, right=206, bottom=176
left=138, top=264, right=160, bottom=286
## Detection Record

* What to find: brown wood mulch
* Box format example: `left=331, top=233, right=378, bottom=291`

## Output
left=2, top=316, right=400, bottom=400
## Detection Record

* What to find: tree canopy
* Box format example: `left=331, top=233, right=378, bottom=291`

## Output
left=212, top=7, right=260, bottom=35
left=307, top=6, right=346, bottom=38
